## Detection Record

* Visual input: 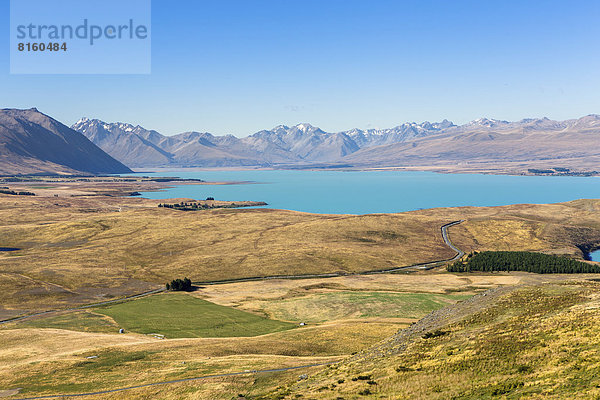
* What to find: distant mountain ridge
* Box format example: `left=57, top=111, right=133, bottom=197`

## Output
left=343, top=115, right=600, bottom=172
left=0, top=108, right=132, bottom=175
left=71, top=118, right=456, bottom=167
left=71, top=114, right=600, bottom=173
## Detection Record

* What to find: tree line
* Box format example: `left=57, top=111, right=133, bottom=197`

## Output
left=0, top=189, right=35, bottom=196
left=159, top=202, right=219, bottom=210
left=447, top=251, right=600, bottom=274
left=158, top=200, right=241, bottom=211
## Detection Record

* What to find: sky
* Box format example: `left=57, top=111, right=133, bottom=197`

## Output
left=1, top=0, right=600, bottom=137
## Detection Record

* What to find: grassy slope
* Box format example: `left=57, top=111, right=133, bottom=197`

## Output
left=94, top=292, right=295, bottom=338
left=254, top=291, right=471, bottom=323
left=0, top=196, right=453, bottom=312
left=1, top=194, right=600, bottom=314
left=0, top=321, right=400, bottom=398
left=9, top=281, right=600, bottom=399
left=2, top=191, right=600, bottom=398
left=13, top=288, right=472, bottom=334
left=16, top=310, right=120, bottom=333
left=264, top=281, right=600, bottom=399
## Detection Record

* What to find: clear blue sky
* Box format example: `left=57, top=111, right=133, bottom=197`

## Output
left=1, top=0, right=600, bottom=136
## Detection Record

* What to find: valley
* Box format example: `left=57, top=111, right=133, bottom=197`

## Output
left=1, top=182, right=600, bottom=398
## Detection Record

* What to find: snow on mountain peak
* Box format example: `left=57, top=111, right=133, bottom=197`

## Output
left=295, top=123, right=314, bottom=132
left=467, top=117, right=508, bottom=128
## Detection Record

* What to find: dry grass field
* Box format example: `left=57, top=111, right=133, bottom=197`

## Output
left=1, top=190, right=599, bottom=317
left=1, top=183, right=600, bottom=398
left=0, top=279, right=408, bottom=398
left=267, top=281, right=600, bottom=399
left=0, top=192, right=457, bottom=316
left=4, top=276, right=599, bottom=399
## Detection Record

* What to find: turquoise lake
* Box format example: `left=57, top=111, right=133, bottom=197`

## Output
left=132, top=170, right=600, bottom=215
left=591, top=250, right=600, bottom=262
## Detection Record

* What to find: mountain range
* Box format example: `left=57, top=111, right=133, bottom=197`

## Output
left=0, top=108, right=131, bottom=175
left=71, top=115, right=600, bottom=173
left=344, top=115, right=600, bottom=173
left=70, top=117, right=458, bottom=167
left=1, top=107, right=598, bottom=176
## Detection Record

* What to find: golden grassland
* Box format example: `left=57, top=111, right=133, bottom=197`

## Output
left=0, top=273, right=502, bottom=397
left=0, top=261, right=524, bottom=397
left=6, top=280, right=600, bottom=399
left=265, top=281, right=600, bottom=400
left=0, top=175, right=242, bottom=197
left=1, top=191, right=599, bottom=316
left=0, top=319, right=398, bottom=398
left=0, top=192, right=455, bottom=315
left=1, top=185, right=600, bottom=398
left=193, top=273, right=521, bottom=305
left=249, top=291, right=472, bottom=323
left=193, top=274, right=521, bottom=323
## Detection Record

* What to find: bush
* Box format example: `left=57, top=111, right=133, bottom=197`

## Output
left=166, top=277, right=192, bottom=291
left=516, top=364, right=532, bottom=373
left=422, top=330, right=448, bottom=339
left=491, top=381, right=523, bottom=396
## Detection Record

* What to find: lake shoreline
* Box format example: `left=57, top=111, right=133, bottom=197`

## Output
left=132, top=165, right=600, bottom=178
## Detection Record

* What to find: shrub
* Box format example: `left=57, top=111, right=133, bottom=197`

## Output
left=166, top=277, right=192, bottom=291
left=516, top=364, right=532, bottom=373
left=491, top=381, right=523, bottom=396
left=422, top=330, right=448, bottom=339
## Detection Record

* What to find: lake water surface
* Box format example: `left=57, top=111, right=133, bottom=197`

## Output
left=590, top=250, right=600, bottom=262
left=0, top=247, right=19, bottom=252
left=133, top=170, right=600, bottom=215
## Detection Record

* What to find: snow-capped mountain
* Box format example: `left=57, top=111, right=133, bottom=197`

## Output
left=72, top=119, right=449, bottom=167
left=71, top=115, right=600, bottom=170
left=71, top=119, right=302, bottom=167
left=71, top=118, right=174, bottom=167
left=343, top=114, right=600, bottom=170
left=343, top=120, right=455, bottom=148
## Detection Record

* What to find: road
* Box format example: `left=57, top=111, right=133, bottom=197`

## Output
left=0, top=220, right=465, bottom=325
left=441, top=220, right=466, bottom=261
